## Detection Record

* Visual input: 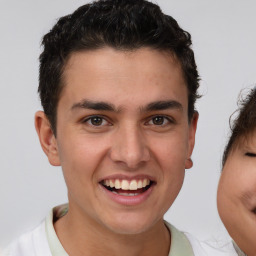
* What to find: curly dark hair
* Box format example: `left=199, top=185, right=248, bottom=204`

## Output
left=39, top=0, right=200, bottom=135
left=222, top=87, right=256, bottom=166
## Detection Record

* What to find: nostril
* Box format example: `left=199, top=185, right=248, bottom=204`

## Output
left=108, top=131, right=150, bottom=167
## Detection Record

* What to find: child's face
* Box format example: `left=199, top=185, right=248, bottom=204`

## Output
left=217, top=131, right=256, bottom=255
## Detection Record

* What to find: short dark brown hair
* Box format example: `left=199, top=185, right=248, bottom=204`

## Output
left=39, top=0, right=200, bottom=135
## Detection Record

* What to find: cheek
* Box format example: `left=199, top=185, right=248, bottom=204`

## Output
left=150, top=133, right=189, bottom=168
left=218, top=162, right=256, bottom=221
left=218, top=168, right=240, bottom=210
left=150, top=136, right=186, bottom=192
left=239, top=174, right=256, bottom=210
left=221, top=165, right=256, bottom=201
left=57, top=135, right=109, bottom=185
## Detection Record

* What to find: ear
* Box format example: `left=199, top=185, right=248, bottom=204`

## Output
left=185, top=111, right=199, bottom=169
left=35, top=111, right=61, bottom=166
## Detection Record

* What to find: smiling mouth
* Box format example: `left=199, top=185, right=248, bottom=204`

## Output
left=100, top=178, right=154, bottom=196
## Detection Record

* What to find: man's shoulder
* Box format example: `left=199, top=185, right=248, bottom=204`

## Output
left=3, top=221, right=51, bottom=256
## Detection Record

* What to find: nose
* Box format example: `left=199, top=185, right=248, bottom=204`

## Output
left=109, top=125, right=150, bottom=169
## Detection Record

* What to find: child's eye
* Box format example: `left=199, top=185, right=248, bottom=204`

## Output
left=245, top=152, right=256, bottom=157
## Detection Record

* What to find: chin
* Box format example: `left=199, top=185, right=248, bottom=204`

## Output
left=102, top=214, right=159, bottom=235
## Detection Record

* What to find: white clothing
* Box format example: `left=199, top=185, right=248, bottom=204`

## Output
left=185, top=233, right=239, bottom=256
left=3, top=205, right=238, bottom=256
left=3, top=220, right=51, bottom=256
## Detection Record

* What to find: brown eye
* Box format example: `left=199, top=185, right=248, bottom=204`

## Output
left=152, top=116, right=165, bottom=125
left=90, top=116, right=103, bottom=126
left=83, top=116, right=109, bottom=127
left=146, top=115, right=173, bottom=127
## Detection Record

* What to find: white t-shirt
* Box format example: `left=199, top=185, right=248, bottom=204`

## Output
left=3, top=204, right=239, bottom=256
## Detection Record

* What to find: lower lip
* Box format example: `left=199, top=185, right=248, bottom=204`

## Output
left=100, top=184, right=154, bottom=206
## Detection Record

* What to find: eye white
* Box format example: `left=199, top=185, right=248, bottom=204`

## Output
left=86, top=116, right=108, bottom=126
left=148, top=116, right=169, bottom=126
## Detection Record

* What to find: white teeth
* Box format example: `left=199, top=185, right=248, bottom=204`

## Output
left=121, top=180, right=130, bottom=190
left=129, top=180, right=137, bottom=190
left=115, top=179, right=121, bottom=189
left=103, top=178, right=151, bottom=191
left=119, top=192, right=139, bottom=196
left=142, top=179, right=148, bottom=187
left=109, top=180, right=115, bottom=188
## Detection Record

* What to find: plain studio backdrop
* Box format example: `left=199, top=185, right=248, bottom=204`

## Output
left=0, top=0, right=256, bottom=248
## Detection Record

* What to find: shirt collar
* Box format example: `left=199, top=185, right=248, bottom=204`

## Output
left=45, top=204, right=194, bottom=256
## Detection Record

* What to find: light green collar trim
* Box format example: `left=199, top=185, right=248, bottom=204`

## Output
left=232, top=241, right=247, bottom=256
left=165, top=222, right=194, bottom=256
left=45, top=205, right=194, bottom=256
left=45, top=205, right=69, bottom=256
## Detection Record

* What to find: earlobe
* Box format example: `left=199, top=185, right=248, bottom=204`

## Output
left=185, top=158, right=193, bottom=169
left=185, top=111, right=199, bottom=169
left=35, top=111, right=61, bottom=166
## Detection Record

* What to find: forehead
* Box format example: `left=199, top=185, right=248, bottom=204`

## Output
left=228, top=130, right=256, bottom=156
left=239, top=130, right=256, bottom=148
left=60, top=47, right=188, bottom=110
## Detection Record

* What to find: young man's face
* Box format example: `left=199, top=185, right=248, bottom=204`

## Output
left=217, top=132, right=256, bottom=255
left=37, top=47, right=197, bottom=235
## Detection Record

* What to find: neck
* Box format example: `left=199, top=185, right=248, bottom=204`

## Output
left=54, top=207, right=171, bottom=256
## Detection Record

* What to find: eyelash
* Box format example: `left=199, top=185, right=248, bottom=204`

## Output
left=81, top=115, right=174, bottom=127
left=145, top=115, right=174, bottom=126
left=245, top=152, right=256, bottom=157
left=82, top=115, right=111, bottom=127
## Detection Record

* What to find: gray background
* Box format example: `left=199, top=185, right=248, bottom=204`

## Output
left=1, top=0, right=256, bottom=248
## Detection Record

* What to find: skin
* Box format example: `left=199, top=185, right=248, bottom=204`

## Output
left=217, top=131, right=256, bottom=256
left=35, top=47, right=198, bottom=256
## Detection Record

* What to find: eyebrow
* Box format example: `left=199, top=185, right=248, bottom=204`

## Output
left=143, top=100, right=183, bottom=112
left=71, top=100, right=118, bottom=112
left=71, top=99, right=183, bottom=113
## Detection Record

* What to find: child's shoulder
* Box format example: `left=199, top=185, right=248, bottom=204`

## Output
left=165, top=221, right=238, bottom=256
left=185, top=232, right=238, bottom=256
